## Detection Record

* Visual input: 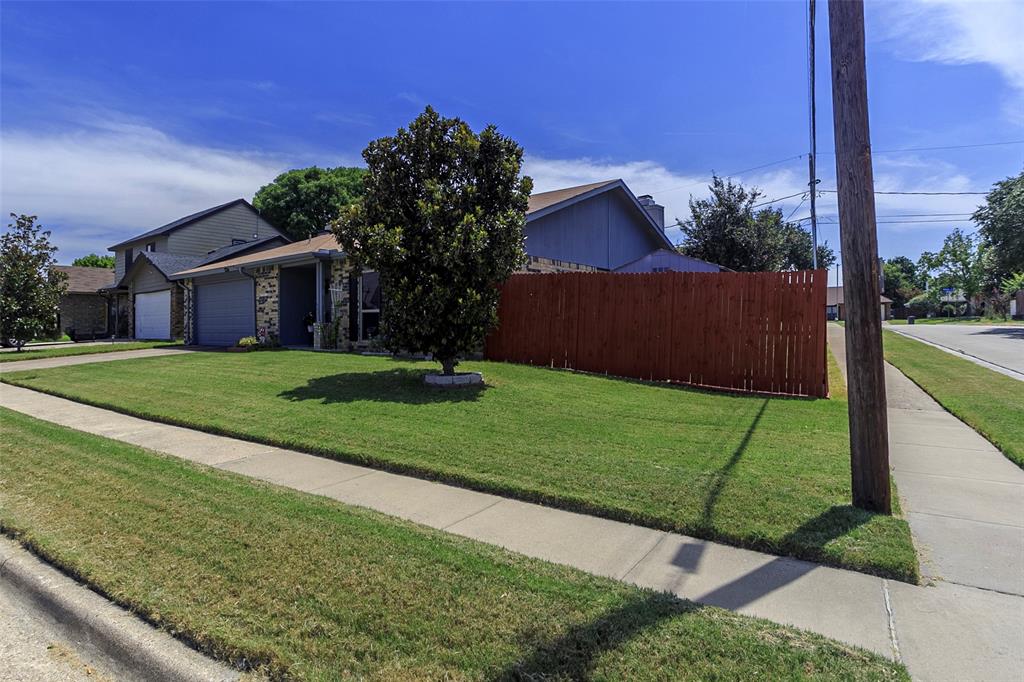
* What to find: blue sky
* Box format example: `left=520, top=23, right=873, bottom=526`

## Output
left=2, top=1, right=1022, bottom=282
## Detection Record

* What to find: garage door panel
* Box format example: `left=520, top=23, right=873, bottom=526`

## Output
left=135, top=290, right=171, bottom=340
left=195, top=278, right=254, bottom=346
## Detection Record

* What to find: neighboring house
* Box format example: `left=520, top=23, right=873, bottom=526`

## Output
left=52, top=266, right=115, bottom=339
left=826, top=286, right=892, bottom=321
left=170, top=179, right=724, bottom=347
left=104, top=199, right=287, bottom=339
left=614, top=249, right=726, bottom=274
left=523, top=181, right=678, bottom=272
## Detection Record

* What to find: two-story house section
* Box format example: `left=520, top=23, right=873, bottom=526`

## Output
left=104, top=199, right=287, bottom=340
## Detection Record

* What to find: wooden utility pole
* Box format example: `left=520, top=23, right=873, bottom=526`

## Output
left=828, top=0, right=891, bottom=513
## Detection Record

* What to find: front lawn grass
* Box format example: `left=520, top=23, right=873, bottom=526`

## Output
left=883, top=330, right=1024, bottom=468
left=0, top=408, right=909, bottom=680
left=0, top=340, right=180, bottom=363
left=2, top=351, right=918, bottom=581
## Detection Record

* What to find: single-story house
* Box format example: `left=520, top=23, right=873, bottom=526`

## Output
left=170, top=179, right=726, bottom=348
left=826, top=286, right=892, bottom=321
left=104, top=199, right=287, bottom=339
left=52, top=265, right=115, bottom=339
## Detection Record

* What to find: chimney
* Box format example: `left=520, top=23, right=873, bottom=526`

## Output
left=637, top=194, right=665, bottom=230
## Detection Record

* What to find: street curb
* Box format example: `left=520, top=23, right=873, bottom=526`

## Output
left=0, top=536, right=240, bottom=682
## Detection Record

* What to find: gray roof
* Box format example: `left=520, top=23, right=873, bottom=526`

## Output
left=196, top=234, right=286, bottom=266
left=108, top=198, right=255, bottom=250
left=136, top=252, right=205, bottom=279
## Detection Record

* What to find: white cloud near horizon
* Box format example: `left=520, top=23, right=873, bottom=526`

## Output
left=1, top=117, right=986, bottom=263
left=871, top=0, right=1024, bottom=122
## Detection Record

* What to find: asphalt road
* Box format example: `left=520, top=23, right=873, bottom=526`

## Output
left=890, top=324, right=1024, bottom=378
left=0, top=579, right=119, bottom=682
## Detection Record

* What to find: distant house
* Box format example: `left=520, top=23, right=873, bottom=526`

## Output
left=52, top=266, right=115, bottom=339
left=826, top=286, right=892, bottom=321
left=104, top=199, right=287, bottom=339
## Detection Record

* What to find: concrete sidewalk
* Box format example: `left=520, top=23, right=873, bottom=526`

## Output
left=2, top=382, right=1021, bottom=680
left=0, top=347, right=192, bottom=373
left=829, top=324, right=1024, bottom=596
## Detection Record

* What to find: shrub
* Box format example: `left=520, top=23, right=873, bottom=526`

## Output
left=237, top=336, right=259, bottom=348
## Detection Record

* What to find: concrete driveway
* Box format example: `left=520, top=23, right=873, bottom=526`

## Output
left=888, top=323, right=1024, bottom=379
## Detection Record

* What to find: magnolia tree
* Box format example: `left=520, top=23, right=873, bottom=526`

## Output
left=332, top=107, right=531, bottom=376
left=0, top=214, right=67, bottom=349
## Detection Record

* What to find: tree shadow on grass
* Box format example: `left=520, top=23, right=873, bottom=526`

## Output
left=494, top=591, right=699, bottom=681
left=277, top=369, right=488, bottom=405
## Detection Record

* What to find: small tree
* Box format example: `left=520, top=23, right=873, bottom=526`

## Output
left=918, top=228, right=987, bottom=315
left=0, top=214, right=67, bottom=349
left=974, top=171, right=1023, bottom=282
left=72, top=253, right=115, bottom=268
left=679, top=176, right=835, bottom=272
left=332, top=107, right=531, bottom=376
left=254, top=166, right=367, bottom=241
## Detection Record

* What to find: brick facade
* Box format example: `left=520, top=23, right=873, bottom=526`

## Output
left=58, top=294, right=108, bottom=338
left=181, top=281, right=195, bottom=344
left=254, top=265, right=280, bottom=341
left=519, top=255, right=601, bottom=274
left=170, top=285, right=185, bottom=339
left=328, top=260, right=354, bottom=348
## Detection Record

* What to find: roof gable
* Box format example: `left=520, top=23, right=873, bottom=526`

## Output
left=526, top=179, right=674, bottom=250
left=108, top=199, right=283, bottom=250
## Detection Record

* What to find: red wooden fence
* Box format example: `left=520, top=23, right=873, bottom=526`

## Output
left=485, top=269, right=828, bottom=397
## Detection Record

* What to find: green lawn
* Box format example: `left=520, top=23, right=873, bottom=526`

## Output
left=0, top=341, right=180, bottom=363
left=887, top=317, right=1023, bottom=326
left=0, top=408, right=909, bottom=681
left=2, top=350, right=917, bottom=581
left=883, top=330, right=1024, bottom=468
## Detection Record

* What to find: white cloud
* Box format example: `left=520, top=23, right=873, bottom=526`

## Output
left=0, top=120, right=291, bottom=258
left=870, top=0, right=1024, bottom=121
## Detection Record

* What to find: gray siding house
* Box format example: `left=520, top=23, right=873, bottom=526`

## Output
left=105, top=199, right=286, bottom=339
left=170, top=179, right=722, bottom=348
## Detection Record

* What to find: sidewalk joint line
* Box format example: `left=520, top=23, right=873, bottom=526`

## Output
left=892, top=468, right=1023, bottom=486
left=307, top=470, right=377, bottom=491
left=881, top=579, right=902, bottom=664
left=618, top=533, right=667, bottom=581
left=907, top=510, right=1023, bottom=529
left=441, top=499, right=504, bottom=531
left=938, top=579, right=1024, bottom=599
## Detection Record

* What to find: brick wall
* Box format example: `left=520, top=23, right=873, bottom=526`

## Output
left=519, top=256, right=602, bottom=274
left=254, top=265, right=280, bottom=341
left=59, top=294, right=108, bottom=338
left=328, top=260, right=353, bottom=348
left=170, top=285, right=185, bottom=339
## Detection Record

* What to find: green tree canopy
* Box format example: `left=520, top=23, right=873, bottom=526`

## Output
left=882, top=256, right=922, bottom=312
left=918, top=228, right=988, bottom=314
left=332, top=107, right=531, bottom=376
left=973, top=170, right=1023, bottom=281
left=1, top=214, right=67, bottom=349
left=678, top=176, right=835, bottom=272
left=72, top=253, right=115, bottom=268
left=254, top=166, right=367, bottom=241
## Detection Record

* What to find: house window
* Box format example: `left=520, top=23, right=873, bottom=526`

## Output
left=145, top=242, right=156, bottom=252
left=124, top=248, right=133, bottom=270
left=359, top=271, right=381, bottom=341
left=652, top=266, right=670, bottom=273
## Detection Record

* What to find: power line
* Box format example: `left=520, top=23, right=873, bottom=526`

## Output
left=819, top=189, right=988, bottom=196
left=821, top=139, right=1024, bottom=155
left=751, top=190, right=809, bottom=208
left=645, top=154, right=806, bottom=195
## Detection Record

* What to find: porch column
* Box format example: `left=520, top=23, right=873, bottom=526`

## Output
left=315, top=260, right=325, bottom=323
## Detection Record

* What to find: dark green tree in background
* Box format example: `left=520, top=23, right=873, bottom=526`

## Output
left=973, top=170, right=1023, bottom=282
left=918, top=228, right=988, bottom=315
left=254, top=166, right=367, bottom=241
left=72, top=253, right=115, bottom=268
left=881, top=256, right=922, bottom=315
left=678, top=176, right=835, bottom=272
left=332, top=107, right=532, bottom=376
left=0, top=214, right=67, bottom=349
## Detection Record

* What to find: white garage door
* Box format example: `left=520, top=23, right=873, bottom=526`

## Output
left=135, top=290, right=171, bottom=339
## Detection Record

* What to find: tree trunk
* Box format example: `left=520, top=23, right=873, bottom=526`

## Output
left=439, top=357, right=458, bottom=376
